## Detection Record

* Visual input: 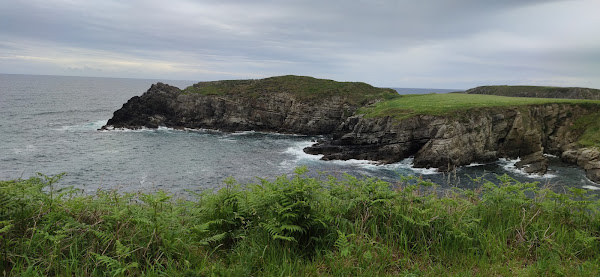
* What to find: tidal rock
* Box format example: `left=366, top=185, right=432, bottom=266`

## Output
left=515, top=151, right=548, bottom=175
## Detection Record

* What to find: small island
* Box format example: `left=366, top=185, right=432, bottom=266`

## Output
left=103, top=76, right=600, bottom=183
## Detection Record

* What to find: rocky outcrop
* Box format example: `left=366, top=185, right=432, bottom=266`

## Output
left=103, top=77, right=600, bottom=183
left=305, top=104, right=598, bottom=180
left=561, top=145, right=600, bottom=183
left=103, top=82, right=369, bottom=135
left=465, top=86, right=600, bottom=100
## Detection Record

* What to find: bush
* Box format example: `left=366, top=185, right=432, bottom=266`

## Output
left=1, top=170, right=599, bottom=276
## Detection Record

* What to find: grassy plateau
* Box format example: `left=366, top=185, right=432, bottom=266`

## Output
left=358, top=93, right=600, bottom=148
left=1, top=168, right=599, bottom=276
left=182, top=75, right=399, bottom=106
left=359, top=93, right=600, bottom=119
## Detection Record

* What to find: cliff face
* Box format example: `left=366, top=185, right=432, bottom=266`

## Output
left=465, top=86, right=600, bottom=100
left=104, top=82, right=370, bottom=135
left=305, top=104, right=600, bottom=182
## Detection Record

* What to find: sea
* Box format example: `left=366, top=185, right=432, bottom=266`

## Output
left=1, top=74, right=598, bottom=196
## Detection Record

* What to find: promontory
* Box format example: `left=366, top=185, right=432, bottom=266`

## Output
left=102, top=76, right=600, bottom=183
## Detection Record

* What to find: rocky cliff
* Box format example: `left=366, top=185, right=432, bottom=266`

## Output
left=304, top=104, right=600, bottom=182
left=102, top=76, right=398, bottom=135
left=465, top=85, right=600, bottom=100
left=103, top=77, right=600, bottom=183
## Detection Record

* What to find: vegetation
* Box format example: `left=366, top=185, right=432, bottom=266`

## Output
left=1, top=169, right=599, bottom=276
left=359, top=93, right=600, bottom=120
left=182, top=75, right=399, bottom=106
left=571, top=111, right=600, bottom=148
left=465, top=85, right=600, bottom=99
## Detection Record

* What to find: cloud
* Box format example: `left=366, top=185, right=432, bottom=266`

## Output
left=1, top=0, right=599, bottom=88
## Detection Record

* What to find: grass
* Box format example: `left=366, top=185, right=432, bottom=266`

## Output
left=1, top=169, right=599, bottom=276
left=466, top=85, right=600, bottom=99
left=182, top=75, right=399, bottom=106
left=359, top=93, right=600, bottom=148
left=359, top=93, right=600, bottom=120
left=572, top=111, right=600, bottom=148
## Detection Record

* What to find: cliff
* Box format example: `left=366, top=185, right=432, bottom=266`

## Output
left=103, top=77, right=600, bottom=183
left=103, top=76, right=397, bottom=135
left=304, top=105, right=600, bottom=181
left=465, top=85, right=600, bottom=100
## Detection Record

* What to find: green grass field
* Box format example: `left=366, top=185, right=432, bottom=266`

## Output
left=359, top=93, right=600, bottom=119
left=1, top=169, right=599, bottom=276
left=465, top=85, right=600, bottom=99
left=182, top=75, right=399, bottom=106
left=359, top=93, right=600, bottom=148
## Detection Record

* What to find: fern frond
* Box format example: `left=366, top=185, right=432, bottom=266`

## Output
left=200, top=232, right=227, bottom=246
left=272, top=234, right=297, bottom=242
left=280, top=224, right=305, bottom=234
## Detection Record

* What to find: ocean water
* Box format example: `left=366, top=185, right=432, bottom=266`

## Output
left=1, top=74, right=598, bottom=196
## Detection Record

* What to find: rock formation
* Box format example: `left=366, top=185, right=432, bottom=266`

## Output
left=103, top=76, right=396, bottom=135
left=103, top=77, right=600, bottom=183
left=304, top=104, right=600, bottom=182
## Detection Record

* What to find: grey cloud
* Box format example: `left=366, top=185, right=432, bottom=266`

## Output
left=1, top=0, right=598, bottom=88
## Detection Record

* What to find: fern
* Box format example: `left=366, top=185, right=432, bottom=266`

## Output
left=0, top=221, right=12, bottom=235
left=334, top=231, right=353, bottom=257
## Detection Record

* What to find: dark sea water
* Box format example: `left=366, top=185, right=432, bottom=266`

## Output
left=1, top=74, right=598, bottom=196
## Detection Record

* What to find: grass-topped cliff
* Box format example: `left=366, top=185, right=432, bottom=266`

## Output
left=358, top=93, right=600, bottom=149
left=465, top=85, right=600, bottom=100
left=182, top=75, right=399, bottom=106
left=105, top=78, right=600, bottom=178
left=359, top=93, right=600, bottom=120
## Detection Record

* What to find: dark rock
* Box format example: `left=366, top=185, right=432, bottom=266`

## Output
left=515, top=151, right=548, bottom=175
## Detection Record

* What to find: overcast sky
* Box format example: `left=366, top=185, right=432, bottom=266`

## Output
left=1, top=0, right=599, bottom=89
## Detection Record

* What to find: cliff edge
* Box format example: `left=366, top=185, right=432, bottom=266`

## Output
left=103, top=75, right=397, bottom=135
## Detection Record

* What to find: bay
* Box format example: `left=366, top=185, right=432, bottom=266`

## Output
left=1, top=74, right=598, bottom=196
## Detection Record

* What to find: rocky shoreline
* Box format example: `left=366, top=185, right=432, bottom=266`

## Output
left=102, top=79, right=600, bottom=183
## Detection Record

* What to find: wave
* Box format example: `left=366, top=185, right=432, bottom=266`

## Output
left=100, top=125, right=180, bottom=133
left=279, top=141, right=438, bottom=175
left=582, top=185, right=600, bottom=190
left=57, top=120, right=108, bottom=132
left=497, top=158, right=557, bottom=179
left=465, top=162, right=486, bottom=167
left=34, top=108, right=109, bottom=116
left=388, top=158, right=439, bottom=175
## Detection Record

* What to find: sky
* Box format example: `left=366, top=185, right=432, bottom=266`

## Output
left=1, top=0, right=599, bottom=89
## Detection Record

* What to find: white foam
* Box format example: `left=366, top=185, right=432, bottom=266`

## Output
left=390, top=157, right=439, bottom=175
left=282, top=141, right=323, bottom=161
left=280, top=142, right=441, bottom=175
left=100, top=125, right=178, bottom=133
left=157, top=126, right=176, bottom=131
left=465, top=163, right=485, bottom=167
left=59, top=120, right=108, bottom=132
left=543, top=153, right=558, bottom=158
left=582, top=185, right=600, bottom=190
left=230, top=130, right=256, bottom=136
left=498, top=158, right=557, bottom=179
left=100, top=126, right=154, bottom=133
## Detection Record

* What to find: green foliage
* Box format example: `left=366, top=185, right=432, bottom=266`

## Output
left=465, top=85, right=600, bottom=99
left=182, top=75, right=399, bottom=106
left=1, top=171, right=599, bottom=276
left=359, top=93, right=600, bottom=120
left=571, top=111, right=600, bottom=148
